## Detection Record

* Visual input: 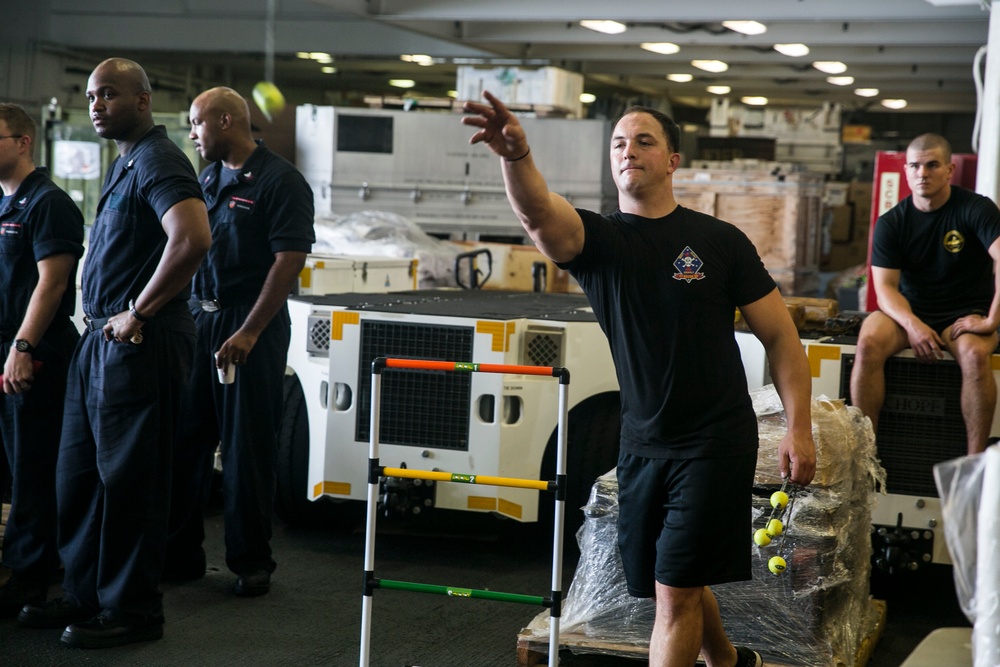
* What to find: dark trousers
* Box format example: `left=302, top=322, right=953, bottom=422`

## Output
left=57, top=310, right=194, bottom=621
left=0, top=318, right=78, bottom=578
left=168, top=305, right=289, bottom=576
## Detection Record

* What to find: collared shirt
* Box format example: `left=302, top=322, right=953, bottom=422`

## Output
left=82, top=125, right=204, bottom=318
left=0, top=167, right=84, bottom=331
left=192, top=141, right=314, bottom=304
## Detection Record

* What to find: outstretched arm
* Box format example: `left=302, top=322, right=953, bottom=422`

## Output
left=462, top=91, right=584, bottom=264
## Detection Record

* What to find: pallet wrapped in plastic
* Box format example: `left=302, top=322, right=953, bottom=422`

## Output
left=519, top=387, right=887, bottom=666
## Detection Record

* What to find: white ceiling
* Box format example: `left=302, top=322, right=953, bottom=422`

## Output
left=43, top=0, right=992, bottom=115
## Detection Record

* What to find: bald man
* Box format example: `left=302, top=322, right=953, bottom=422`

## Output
left=18, top=58, right=211, bottom=648
left=164, top=87, right=314, bottom=597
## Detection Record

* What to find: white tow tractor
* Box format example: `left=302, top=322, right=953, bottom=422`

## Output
left=278, top=289, right=622, bottom=530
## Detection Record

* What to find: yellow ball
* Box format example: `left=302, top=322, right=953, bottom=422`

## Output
left=768, top=556, right=787, bottom=575
left=767, top=518, right=784, bottom=537
left=753, top=528, right=772, bottom=547
left=252, top=81, right=286, bottom=122
left=770, top=490, right=789, bottom=510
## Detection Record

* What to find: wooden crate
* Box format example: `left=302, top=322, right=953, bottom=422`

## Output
left=673, top=169, right=824, bottom=297
left=516, top=598, right=886, bottom=666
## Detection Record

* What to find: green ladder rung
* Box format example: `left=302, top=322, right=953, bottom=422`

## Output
left=376, top=579, right=548, bottom=606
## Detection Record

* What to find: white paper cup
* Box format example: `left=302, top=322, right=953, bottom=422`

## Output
left=216, top=355, right=236, bottom=384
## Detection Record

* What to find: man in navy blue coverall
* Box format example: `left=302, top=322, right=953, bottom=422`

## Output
left=165, top=87, right=314, bottom=597
left=0, top=103, right=84, bottom=617
left=17, top=58, right=211, bottom=649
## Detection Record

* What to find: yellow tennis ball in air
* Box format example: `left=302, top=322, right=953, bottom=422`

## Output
left=768, top=556, right=787, bottom=575
left=767, top=518, right=784, bottom=536
left=253, top=81, right=286, bottom=122
left=770, top=490, right=789, bottom=510
left=753, top=528, right=772, bottom=547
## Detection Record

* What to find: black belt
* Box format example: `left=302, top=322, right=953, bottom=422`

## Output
left=83, top=315, right=110, bottom=332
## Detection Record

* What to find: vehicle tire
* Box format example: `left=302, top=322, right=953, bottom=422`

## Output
left=275, top=372, right=358, bottom=527
left=539, top=392, right=621, bottom=542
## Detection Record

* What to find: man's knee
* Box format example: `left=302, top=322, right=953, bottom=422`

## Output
left=654, top=582, right=704, bottom=619
left=855, top=314, right=905, bottom=368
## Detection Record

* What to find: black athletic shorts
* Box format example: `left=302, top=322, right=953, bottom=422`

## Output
left=616, top=450, right=757, bottom=596
left=917, top=308, right=988, bottom=336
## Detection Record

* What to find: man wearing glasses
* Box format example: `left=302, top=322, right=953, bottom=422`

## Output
left=0, top=103, right=84, bottom=617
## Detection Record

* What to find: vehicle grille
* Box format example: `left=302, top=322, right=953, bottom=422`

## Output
left=524, top=327, right=563, bottom=367
left=839, top=354, right=966, bottom=496
left=307, top=315, right=332, bottom=355
left=356, top=321, right=475, bottom=450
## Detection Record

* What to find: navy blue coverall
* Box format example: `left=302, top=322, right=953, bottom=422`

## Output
left=0, top=168, right=83, bottom=581
left=167, top=142, right=314, bottom=577
left=56, top=126, right=203, bottom=623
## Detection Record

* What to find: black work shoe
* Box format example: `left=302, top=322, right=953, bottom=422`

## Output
left=61, top=614, right=164, bottom=649
left=233, top=570, right=270, bottom=597
left=734, top=646, right=763, bottom=667
left=0, top=574, right=48, bottom=618
left=17, top=597, right=91, bottom=629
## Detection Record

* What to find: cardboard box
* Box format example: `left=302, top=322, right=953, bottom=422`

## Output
left=821, top=240, right=869, bottom=272
left=826, top=204, right=854, bottom=243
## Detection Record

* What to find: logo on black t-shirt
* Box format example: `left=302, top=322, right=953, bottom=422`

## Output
left=0, top=222, right=22, bottom=237
left=943, top=230, right=964, bottom=254
left=672, top=246, right=706, bottom=282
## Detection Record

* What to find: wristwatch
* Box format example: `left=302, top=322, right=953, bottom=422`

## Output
left=13, top=339, right=33, bottom=354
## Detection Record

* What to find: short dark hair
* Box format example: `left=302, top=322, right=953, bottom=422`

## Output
left=908, top=133, right=952, bottom=163
left=616, top=105, right=680, bottom=154
left=0, top=103, right=36, bottom=145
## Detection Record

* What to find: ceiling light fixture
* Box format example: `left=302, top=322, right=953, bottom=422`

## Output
left=321, top=66, right=337, bottom=74
left=722, top=20, right=767, bottom=35
left=580, top=20, right=627, bottom=35
left=580, top=92, right=597, bottom=104
left=707, top=85, right=731, bottom=95
left=692, top=59, right=729, bottom=73
left=641, top=42, right=681, bottom=55
left=813, top=61, right=847, bottom=74
left=389, top=79, right=416, bottom=89
left=401, top=54, right=435, bottom=66
left=826, top=76, right=855, bottom=86
left=773, top=43, right=810, bottom=57
left=741, top=96, right=768, bottom=106
left=881, top=98, right=908, bottom=109
left=854, top=88, right=880, bottom=97
left=667, top=73, right=693, bottom=83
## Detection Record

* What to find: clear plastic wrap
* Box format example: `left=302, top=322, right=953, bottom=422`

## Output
left=521, top=387, right=886, bottom=666
left=312, top=210, right=460, bottom=288
left=935, top=445, right=1000, bottom=667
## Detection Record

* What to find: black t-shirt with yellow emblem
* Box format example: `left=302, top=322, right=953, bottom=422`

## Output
left=872, top=186, right=1000, bottom=321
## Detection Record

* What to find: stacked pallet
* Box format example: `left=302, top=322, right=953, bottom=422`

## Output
left=673, top=169, right=825, bottom=297
left=518, top=389, right=887, bottom=667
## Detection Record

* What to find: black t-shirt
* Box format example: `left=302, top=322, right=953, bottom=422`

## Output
left=563, top=206, right=776, bottom=459
left=0, top=168, right=84, bottom=331
left=871, top=187, right=1000, bottom=320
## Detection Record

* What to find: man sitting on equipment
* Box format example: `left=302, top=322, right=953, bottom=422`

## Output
left=850, top=133, right=1000, bottom=455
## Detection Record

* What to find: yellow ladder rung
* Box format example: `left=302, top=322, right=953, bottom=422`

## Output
left=381, top=466, right=553, bottom=492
